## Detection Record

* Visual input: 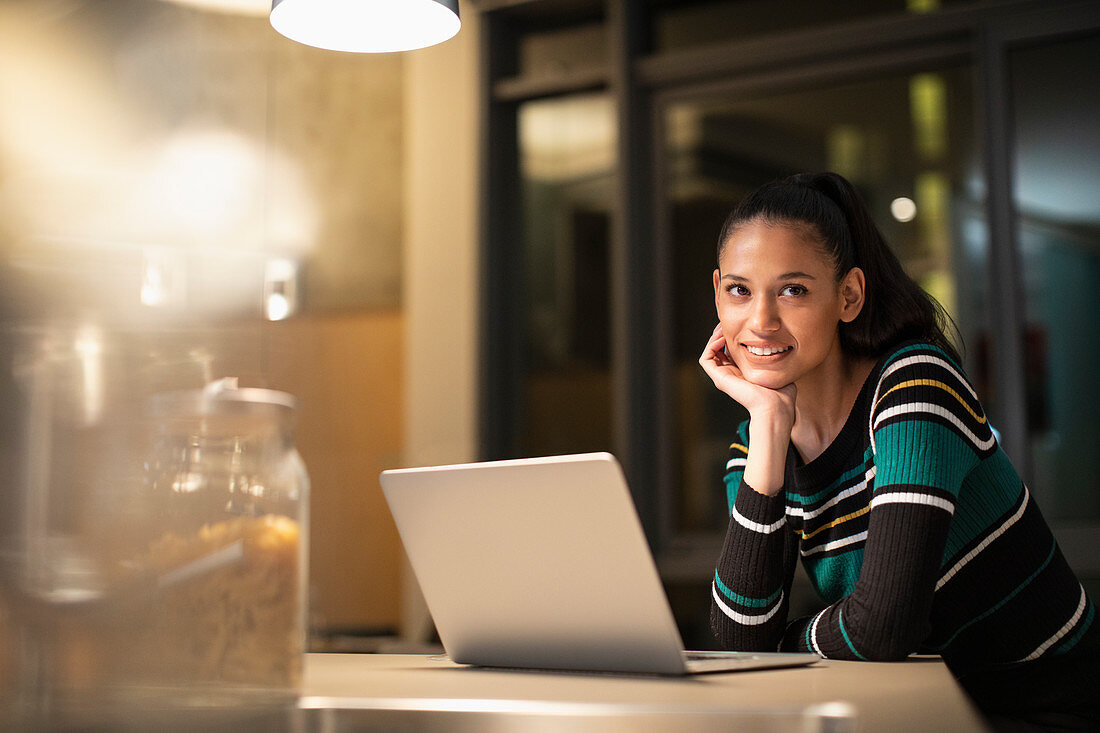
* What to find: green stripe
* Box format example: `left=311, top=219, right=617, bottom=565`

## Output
left=932, top=538, right=1058, bottom=651
left=790, top=449, right=874, bottom=506
left=804, top=549, right=864, bottom=603
left=804, top=609, right=825, bottom=652
left=886, top=342, right=961, bottom=371
left=714, top=571, right=782, bottom=608
left=941, top=454, right=1022, bottom=564
left=725, top=424, right=750, bottom=513
left=837, top=607, right=867, bottom=660
left=725, top=472, right=740, bottom=513
left=875, top=421, right=977, bottom=492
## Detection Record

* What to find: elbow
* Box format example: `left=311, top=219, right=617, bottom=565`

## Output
left=858, top=643, right=913, bottom=662
left=846, top=622, right=925, bottom=662
left=840, top=599, right=929, bottom=662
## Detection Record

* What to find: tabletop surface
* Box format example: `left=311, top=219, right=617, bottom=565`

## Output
left=301, top=652, right=990, bottom=733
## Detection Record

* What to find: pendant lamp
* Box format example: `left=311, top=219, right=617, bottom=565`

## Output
left=270, top=0, right=460, bottom=53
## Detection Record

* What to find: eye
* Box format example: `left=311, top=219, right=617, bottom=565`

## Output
left=781, top=284, right=808, bottom=297
left=726, top=283, right=749, bottom=297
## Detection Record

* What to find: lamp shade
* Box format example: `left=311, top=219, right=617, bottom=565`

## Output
left=270, top=0, right=460, bottom=53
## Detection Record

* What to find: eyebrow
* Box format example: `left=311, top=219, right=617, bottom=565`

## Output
left=721, top=271, right=817, bottom=281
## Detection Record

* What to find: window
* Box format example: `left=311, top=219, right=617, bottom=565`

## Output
left=1010, top=33, right=1100, bottom=526
left=480, top=0, right=1100, bottom=645
left=661, top=65, right=980, bottom=536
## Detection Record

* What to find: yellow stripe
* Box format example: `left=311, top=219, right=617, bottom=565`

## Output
left=801, top=505, right=870, bottom=541
left=729, top=442, right=748, bottom=454
left=874, top=379, right=986, bottom=424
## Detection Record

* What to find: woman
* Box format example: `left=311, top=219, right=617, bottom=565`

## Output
left=699, top=172, right=1098, bottom=731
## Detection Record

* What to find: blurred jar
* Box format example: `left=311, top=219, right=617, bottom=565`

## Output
left=1, top=328, right=163, bottom=725
left=0, top=327, right=217, bottom=726
left=0, top=328, right=308, bottom=727
left=132, top=379, right=310, bottom=701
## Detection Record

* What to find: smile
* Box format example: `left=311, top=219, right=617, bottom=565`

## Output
left=744, top=344, right=792, bottom=357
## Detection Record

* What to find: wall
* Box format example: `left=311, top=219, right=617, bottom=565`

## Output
left=400, top=6, right=481, bottom=638
left=403, top=10, right=480, bottom=469
left=265, top=312, right=404, bottom=631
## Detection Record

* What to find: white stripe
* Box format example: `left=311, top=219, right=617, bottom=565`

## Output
left=809, top=609, right=826, bottom=655
left=869, top=353, right=977, bottom=455
left=726, top=457, right=747, bottom=471
left=732, top=506, right=786, bottom=534
left=788, top=466, right=876, bottom=522
left=801, top=530, right=868, bottom=557
left=871, top=492, right=955, bottom=514
left=873, top=402, right=995, bottom=452
left=712, top=583, right=785, bottom=626
left=879, top=354, right=977, bottom=399
left=1015, top=585, right=1088, bottom=663
left=1015, top=584, right=1088, bottom=662
left=936, top=487, right=1030, bottom=591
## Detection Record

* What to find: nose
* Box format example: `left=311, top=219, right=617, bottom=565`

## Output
left=748, top=295, right=780, bottom=332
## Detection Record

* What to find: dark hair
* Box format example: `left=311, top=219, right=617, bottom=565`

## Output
left=717, top=171, right=961, bottom=364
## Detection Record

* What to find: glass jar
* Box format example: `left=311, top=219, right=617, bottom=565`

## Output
left=2, top=329, right=309, bottom=728
left=130, top=378, right=310, bottom=702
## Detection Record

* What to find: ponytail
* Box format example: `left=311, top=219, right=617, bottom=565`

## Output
left=717, top=172, right=961, bottom=364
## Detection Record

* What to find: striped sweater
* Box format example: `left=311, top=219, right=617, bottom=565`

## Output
left=711, top=341, right=1099, bottom=714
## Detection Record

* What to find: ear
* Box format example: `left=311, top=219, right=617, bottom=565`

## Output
left=838, top=267, right=865, bottom=323
left=713, top=268, right=722, bottom=314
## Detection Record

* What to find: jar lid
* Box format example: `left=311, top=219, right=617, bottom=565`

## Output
left=148, top=378, right=298, bottom=419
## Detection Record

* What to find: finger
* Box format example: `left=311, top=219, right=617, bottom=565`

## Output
left=700, top=331, right=722, bottom=360
left=700, top=334, right=728, bottom=368
left=704, top=326, right=727, bottom=352
left=701, top=336, right=728, bottom=365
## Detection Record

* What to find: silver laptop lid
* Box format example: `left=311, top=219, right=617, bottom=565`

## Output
left=380, top=452, right=690, bottom=674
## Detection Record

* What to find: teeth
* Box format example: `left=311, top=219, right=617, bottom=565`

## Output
left=747, top=345, right=791, bottom=356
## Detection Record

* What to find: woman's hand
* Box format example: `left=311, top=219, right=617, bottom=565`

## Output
left=700, top=324, right=797, bottom=423
left=700, top=324, right=796, bottom=496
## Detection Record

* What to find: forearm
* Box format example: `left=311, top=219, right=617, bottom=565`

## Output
left=742, top=411, right=790, bottom=496
left=780, top=501, right=953, bottom=660
left=711, top=482, right=794, bottom=651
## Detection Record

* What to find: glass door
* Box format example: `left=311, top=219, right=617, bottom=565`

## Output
left=653, top=60, right=985, bottom=648
left=1007, top=29, right=1100, bottom=591
left=658, top=63, right=983, bottom=540
left=515, top=92, right=616, bottom=458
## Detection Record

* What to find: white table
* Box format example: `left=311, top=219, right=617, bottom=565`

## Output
left=300, top=653, right=990, bottom=732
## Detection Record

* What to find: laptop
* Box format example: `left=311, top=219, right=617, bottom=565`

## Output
left=380, top=452, right=819, bottom=675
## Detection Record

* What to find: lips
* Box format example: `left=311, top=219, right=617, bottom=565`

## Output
left=743, top=344, right=792, bottom=357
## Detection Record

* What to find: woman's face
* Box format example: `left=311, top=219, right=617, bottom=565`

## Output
left=713, top=221, right=864, bottom=390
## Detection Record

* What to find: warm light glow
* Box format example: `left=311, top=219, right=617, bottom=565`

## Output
left=520, top=94, right=615, bottom=183
left=158, top=0, right=270, bottom=16
left=264, top=258, right=298, bottom=321
left=266, top=258, right=297, bottom=283
left=269, top=0, right=460, bottom=53
left=74, top=327, right=104, bottom=425
left=891, top=197, right=917, bottom=223
left=827, top=125, right=866, bottom=180
left=150, top=130, right=260, bottom=235
left=134, top=127, right=316, bottom=258
left=910, top=73, right=947, bottom=161
left=266, top=292, right=291, bottom=321
left=907, top=0, right=941, bottom=12
left=141, top=252, right=167, bottom=306
left=171, top=473, right=205, bottom=494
